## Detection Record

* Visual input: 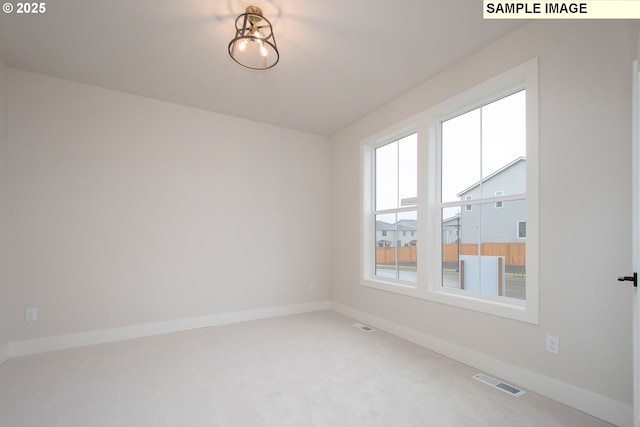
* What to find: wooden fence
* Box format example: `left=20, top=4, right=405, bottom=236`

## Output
left=376, top=246, right=417, bottom=265
left=376, top=243, right=526, bottom=267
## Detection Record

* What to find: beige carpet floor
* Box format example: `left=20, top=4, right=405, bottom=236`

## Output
left=0, top=310, right=612, bottom=426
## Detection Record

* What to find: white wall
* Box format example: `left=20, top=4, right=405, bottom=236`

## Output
left=7, top=69, right=330, bottom=342
left=330, top=20, right=637, bottom=423
left=0, top=56, right=8, bottom=363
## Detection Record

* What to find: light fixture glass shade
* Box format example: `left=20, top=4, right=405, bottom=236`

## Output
left=228, top=6, right=279, bottom=70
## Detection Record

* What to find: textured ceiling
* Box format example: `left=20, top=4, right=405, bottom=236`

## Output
left=0, top=0, right=527, bottom=136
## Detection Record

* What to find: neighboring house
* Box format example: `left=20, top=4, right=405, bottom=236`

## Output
left=378, top=158, right=525, bottom=248
left=456, top=157, right=526, bottom=243
left=376, top=219, right=417, bottom=247
left=442, top=215, right=461, bottom=244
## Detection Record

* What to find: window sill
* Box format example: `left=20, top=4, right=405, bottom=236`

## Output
left=360, top=278, right=537, bottom=324
left=361, top=277, right=419, bottom=298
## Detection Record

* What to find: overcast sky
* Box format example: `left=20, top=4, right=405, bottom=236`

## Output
left=376, top=90, right=526, bottom=222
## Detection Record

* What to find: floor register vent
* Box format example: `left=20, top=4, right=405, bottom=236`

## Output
left=352, top=322, right=375, bottom=332
left=473, top=373, right=526, bottom=397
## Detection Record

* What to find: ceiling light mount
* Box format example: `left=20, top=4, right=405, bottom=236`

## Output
left=228, top=5, right=279, bottom=70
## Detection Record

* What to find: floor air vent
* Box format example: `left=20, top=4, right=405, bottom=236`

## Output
left=473, top=373, right=526, bottom=397
left=352, top=322, right=375, bottom=332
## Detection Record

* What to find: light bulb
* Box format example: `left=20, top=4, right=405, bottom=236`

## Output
left=260, top=45, right=269, bottom=57
left=238, top=39, right=247, bottom=51
left=250, top=23, right=262, bottom=40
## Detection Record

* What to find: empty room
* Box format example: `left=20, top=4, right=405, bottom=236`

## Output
left=1, top=1, right=639, bottom=426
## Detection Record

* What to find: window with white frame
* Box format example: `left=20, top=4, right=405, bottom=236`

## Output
left=371, top=133, right=418, bottom=284
left=362, top=59, right=538, bottom=323
left=441, top=91, right=527, bottom=301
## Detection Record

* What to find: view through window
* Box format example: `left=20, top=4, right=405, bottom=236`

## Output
left=374, top=133, right=417, bottom=283
left=440, top=90, right=526, bottom=300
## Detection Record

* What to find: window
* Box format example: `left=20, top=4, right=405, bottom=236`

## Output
left=371, top=133, right=418, bottom=284
left=441, top=91, right=527, bottom=299
left=517, top=220, right=526, bottom=239
left=464, top=195, right=473, bottom=211
left=362, top=59, right=538, bottom=323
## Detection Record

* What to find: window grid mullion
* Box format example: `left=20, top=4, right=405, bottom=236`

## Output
left=441, top=193, right=525, bottom=209
left=478, top=106, right=483, bottom=294
left=374, top=206, right=419, bottom=216
left=396, top=142, right=400, bottom=279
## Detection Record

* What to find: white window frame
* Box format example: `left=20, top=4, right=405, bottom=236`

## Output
left=495, top=191, right=504, bottom=208
left=361, top=58, right=538, bottom=324
left=362, top=127, right=420, bottom=294
left=362, top=126, right=421, bottom=296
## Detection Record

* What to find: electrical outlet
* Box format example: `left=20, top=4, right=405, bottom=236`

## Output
left=308, top=282, right=316, bottom=292
left=546, top=335, right=559, bottom=354
left=25, top=308, right=37, bottom=322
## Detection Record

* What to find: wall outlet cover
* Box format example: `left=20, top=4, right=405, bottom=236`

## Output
left=546, top=335, right=559, bottom=354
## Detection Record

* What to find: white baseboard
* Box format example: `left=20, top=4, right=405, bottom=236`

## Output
left=10, top=300, right=331, bottom=358
left=330, top=301, right=633, bottom=427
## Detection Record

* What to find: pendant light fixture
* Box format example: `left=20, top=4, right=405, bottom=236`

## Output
left=228, top=6, right=279, bottom=70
